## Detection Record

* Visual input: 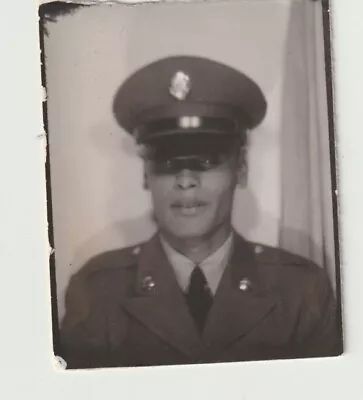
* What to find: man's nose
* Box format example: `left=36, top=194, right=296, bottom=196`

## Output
left=174, top=169, right=200, bottom=190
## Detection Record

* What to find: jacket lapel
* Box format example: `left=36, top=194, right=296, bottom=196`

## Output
left=120, top=235, right=204, bottom=358
left=120, top=232, right=278, bottom=360
left=202, top=233, right=278, bottom=355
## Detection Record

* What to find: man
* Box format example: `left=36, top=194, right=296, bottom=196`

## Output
left=59, top=56, right=342, bottom=369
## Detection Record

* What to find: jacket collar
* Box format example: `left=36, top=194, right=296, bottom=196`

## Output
left=159, top=232, right=234, bottom=295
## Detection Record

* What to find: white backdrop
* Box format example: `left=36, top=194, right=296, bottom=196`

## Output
left=43, top=1, right=324, bottom=319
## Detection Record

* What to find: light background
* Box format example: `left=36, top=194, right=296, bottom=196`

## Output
left=1, top=0, right=362, bottom=398
left=43, top=2, right=305, bottom=320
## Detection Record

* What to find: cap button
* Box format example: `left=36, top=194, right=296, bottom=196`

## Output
left=141, top=275, right=156, bottom=293
left=239, top=278, right=251, bottom=292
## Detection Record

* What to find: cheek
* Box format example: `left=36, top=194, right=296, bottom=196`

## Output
left=147, top=176, right=173, bottom=203
left=202, top=169, right=237, bottom=205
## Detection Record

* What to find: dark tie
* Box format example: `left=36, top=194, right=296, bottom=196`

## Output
left=185, top=265, right=213, bottom=333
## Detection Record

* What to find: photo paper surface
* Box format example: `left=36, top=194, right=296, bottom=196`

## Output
left=39, top=0, right=343, bottom=370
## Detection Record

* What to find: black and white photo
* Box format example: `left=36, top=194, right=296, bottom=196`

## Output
left=40, top=0, right=343, bottom=369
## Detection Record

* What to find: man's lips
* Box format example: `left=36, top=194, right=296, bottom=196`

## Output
left=171, top=200, right=208, bottom=208
left=170, top=200, right=209, bottom=216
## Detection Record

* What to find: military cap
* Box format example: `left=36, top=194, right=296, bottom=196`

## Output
left=113, top=55, right=267, bottom=147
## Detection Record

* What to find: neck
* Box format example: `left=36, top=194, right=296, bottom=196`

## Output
left=160, top=224, right=233, bottom=263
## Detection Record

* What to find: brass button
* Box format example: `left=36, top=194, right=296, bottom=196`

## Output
left=239, top=278, right=251, bottom=292
left=141, top=275, right=155, bottom=292
left=132, top=246, right=141, bottom=255
left=254, top=245, right=263, bottom=254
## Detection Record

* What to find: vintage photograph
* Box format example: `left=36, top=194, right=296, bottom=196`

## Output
left=39, top=0, right=343, bottom=369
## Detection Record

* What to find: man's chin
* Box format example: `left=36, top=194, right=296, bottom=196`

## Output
left=163, top=226, right=211, bottom=242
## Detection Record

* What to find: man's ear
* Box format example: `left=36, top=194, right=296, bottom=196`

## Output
left=236, top=146, right=248, bottom=188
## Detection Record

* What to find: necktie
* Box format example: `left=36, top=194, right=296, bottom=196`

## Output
left=185, top=265, right=213, bottom=333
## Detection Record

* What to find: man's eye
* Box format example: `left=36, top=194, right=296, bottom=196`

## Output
left=199, top=156, right=219, bottom=170
left=151, top=159, right=175, bottom=174
left=202, top=157, right=212, bottom=166
left=154, top=159, right=173, bottom=169
left=200, top=158, right=211, bottom=168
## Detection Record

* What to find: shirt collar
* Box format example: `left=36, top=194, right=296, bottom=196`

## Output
left=160, top=233, right=234, bottom=295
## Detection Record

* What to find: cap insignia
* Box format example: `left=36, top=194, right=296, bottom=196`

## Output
left=169, top=71, right=191, bottom=100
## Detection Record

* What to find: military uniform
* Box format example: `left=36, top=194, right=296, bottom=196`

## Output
left=60, top=232, right=340, bottom=369
left=59, top=56, right=342, bottom=368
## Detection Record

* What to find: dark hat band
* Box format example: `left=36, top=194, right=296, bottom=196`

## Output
left=141, top=133, right=242, bottom=162
left=134, top=116, right=245, bottom=143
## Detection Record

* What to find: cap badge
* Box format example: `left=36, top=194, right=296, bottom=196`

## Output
left=169, top=71, right=191, bottom=100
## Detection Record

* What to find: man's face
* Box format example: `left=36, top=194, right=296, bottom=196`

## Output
left=145, top=149, right=244, bottom=242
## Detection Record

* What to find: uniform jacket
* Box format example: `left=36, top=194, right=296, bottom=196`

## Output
left=59, top=232, right=342, bottom=369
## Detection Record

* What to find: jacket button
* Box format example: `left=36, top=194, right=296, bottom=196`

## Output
left=141, top=275, right=155, bottom=292
left=132, top=246, right=141, bottom=255
left=254, top=245, right=263, bottom=254
left=239, top=278, right=251, bottom=292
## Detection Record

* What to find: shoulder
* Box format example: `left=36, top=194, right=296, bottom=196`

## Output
left=62, top=242, right=145, bottom=326
left=248, top=241, right=331, bottom=294
left=77, top=243, right=144, bottom=278
left=249, top=242, right=313, bottom=266
left=66, top=242, right=145, bottom=296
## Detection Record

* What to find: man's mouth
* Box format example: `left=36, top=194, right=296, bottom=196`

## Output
left=170, top=201, right=208, bottom=216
